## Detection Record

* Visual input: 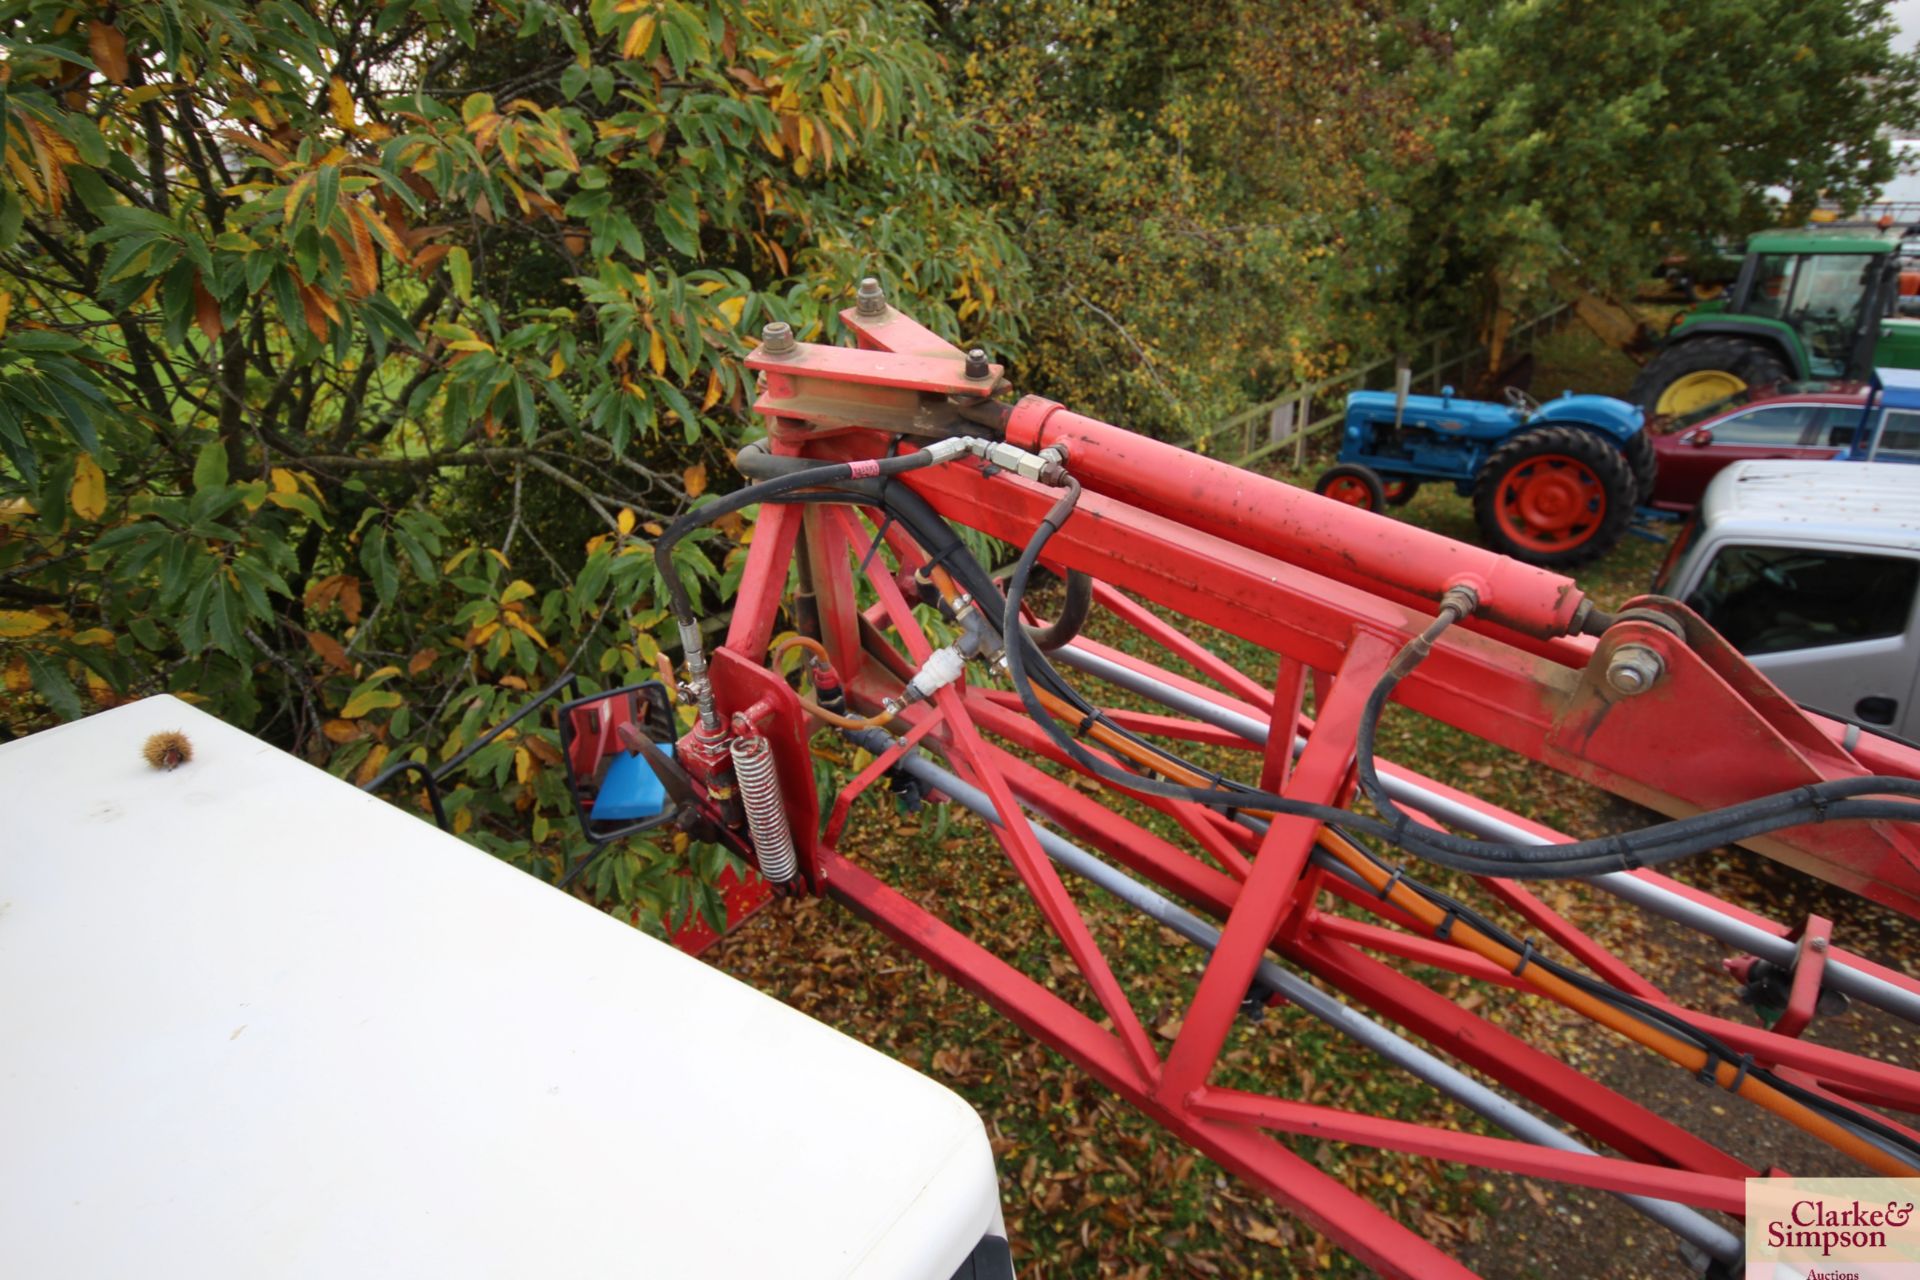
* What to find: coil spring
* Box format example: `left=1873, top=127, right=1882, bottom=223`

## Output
left=729, top=732, right=798, bottom=884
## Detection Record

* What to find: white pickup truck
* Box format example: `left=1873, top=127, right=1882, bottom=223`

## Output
left=1655, top=459, right=1920, bottom=741
left=0, top=696, right=1012, bottom=1279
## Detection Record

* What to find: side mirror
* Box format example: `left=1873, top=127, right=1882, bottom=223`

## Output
left=1689, top=428, right=1714, bottom=447
left=558, top=681, right=686, bottom=844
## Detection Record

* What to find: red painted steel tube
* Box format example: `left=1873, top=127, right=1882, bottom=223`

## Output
left=1189, top=1088, right=1748, bottom=1213
left=1475, top=875, right=1667, bottom=1001
left=1001, top=396, right=1591, bottom=640
left=1302, top=915, right=1920, bottom=1111
left=1158, top=636, right=1396, bottom=1103
left=1086, top=580, right=1276, bottom=710
left=1297, top=938, right=1758, bottom=1179
left=845, top=508, right=1163, bottom=1078
left=963, top=693, right=1258, bottom=876
left=822, top=853, right=1480, bottom=1280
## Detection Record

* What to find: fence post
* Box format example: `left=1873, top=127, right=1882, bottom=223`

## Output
left=1268, top=398, right=1294, bottom=449
left=1293, top=389, right=1311, bottom=468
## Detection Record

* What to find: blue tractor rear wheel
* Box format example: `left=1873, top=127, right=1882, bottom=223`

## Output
left=1314, top=464, right=1387, bottom=511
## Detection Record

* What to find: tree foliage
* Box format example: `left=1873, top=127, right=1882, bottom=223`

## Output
left=942, top=0, right=1407, bottom=442
left=1381, top=0, right=1920, bottom=331
left=0, top=0, right=1026, bottom=925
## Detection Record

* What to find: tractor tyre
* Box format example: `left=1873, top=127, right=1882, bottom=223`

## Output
left=1622, top=428, right=1657, bottom=505
left=1473, top=427, right=1635, bottom=568
left=1629, top=336, right=1790, bottom=421
left=1382, top=478, right=1421, bottom=506
left=1314, top=464, right=1387, bottom=511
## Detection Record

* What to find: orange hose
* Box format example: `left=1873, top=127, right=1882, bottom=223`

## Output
left=773, top=634, right=834, bottom=668
left=1313, top=829, right=1917, bottom=1177
left=775, top=635, right=893, bottom=729
left=799, top=696, right=895, bottom=731
left=1025, top=685, right=1917, bottom=1175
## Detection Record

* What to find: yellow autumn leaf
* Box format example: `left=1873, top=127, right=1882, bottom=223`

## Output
left=270, top=467, right=300, bottom=494
left=355, top=743, right=390, bottom=785
left=513, top=745, right=534, bottom=784
left=503, top=610, right=548, bottom=649
left=716, top=295, right=745, bottom=325
left=0, top=610, right=52, bottom=637
left=648, top=327, right=667, bottom=376
left=69, top=452, right=106, bottom=522
left=617, top=507, right=636, bottom=536
left=329, top=77, right=357, bottom=131
left=621, top=14, right=656, bottom=59
left=340, top=688, right=403, bottom=719
left=0, top=290, right=11, bottom=338
left=702, top=368, right=722, bottom=411
left=549, top=350, right=566, bottom=378
left=501, top=579, right=536, bottom=605
left=683, top=463, right=707, bottom=497
left=4, top=654, right=30, bottom=692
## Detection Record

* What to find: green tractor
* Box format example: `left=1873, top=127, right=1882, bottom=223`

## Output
left=1630, top=232, right=1920, bottom=418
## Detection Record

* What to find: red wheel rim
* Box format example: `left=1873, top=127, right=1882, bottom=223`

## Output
left=1323, top=477, right=1374, bottom=508
left=1382, top=481, right=1411, bottom=502
left=1492, top=454, right=1605, bottom=552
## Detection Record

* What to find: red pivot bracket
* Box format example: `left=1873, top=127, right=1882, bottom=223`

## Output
left=1722, top=913, right=1839, bottom=1038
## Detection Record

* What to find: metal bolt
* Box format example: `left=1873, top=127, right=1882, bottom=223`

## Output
left=1811, top=936, right=1829, bottom=953
left=965, top=347, right=991, bottom=379
left=1604, top=643, right=1664, bottom=696
left=760, top=321, right=796, bottom=355
left=855, top=277, right=888, bottom=316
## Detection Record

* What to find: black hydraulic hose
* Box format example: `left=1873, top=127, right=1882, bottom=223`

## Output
left=993, top=473, right=1920, bottom=879
left=654, top=446, right=950, bottom=632
left=1335, top=826, right=1920, bottom=1163
left=694, top=441, right=1920, bottom=881
left=361, top=669, right=576, bottom=825
left=1349, top=614, right=1920, bottom=874
left=1026, top=569, right=1094, bottom=651
left=734, top=443, right=1011, bottom=630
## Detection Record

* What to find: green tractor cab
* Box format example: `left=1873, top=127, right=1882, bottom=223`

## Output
left=1631, top=232, right=1920, bottom=419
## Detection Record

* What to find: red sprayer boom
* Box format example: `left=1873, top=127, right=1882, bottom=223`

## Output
left=577, top=285, right=1920, bottom=1278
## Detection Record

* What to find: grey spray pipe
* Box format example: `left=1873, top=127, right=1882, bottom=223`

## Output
left=836, top=725, right=1743, bottom=1269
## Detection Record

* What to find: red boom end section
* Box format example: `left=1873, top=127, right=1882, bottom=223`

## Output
left=690, top=304, right=1920, bottom=1277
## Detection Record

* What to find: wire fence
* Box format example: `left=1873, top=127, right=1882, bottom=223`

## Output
left=1188, top=302, right=1576, bottom=469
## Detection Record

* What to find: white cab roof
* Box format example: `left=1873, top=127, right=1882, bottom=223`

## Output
left=1698, top=460, right=1920, bottom=552
left=0, top=697, right=1000, bottom=1279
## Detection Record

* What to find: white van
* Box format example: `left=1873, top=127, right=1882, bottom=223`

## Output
left=1655, top=460, right=1920, bottom=740
left=0, top=697, right=1013, bottom=1280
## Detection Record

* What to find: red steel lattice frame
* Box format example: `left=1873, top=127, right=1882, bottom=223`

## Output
left=675, top=302, right=1920, bottom=1277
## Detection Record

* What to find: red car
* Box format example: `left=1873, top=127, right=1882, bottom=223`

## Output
left=1650, top=389, right=1863, bottom=512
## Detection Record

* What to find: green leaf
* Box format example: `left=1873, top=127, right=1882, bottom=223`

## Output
left=448, top=246, right=472, bottom=302
left=314, top=164, right=340, bottom=230
left=361, top=524, right=398, bottom=603
left=128, top=616, right=164, bottom=651
left=207, top=574, right=247, bottom=655
left=25, top=651, right=84, bottom=721
left=193, top=439, right=229, bottom=493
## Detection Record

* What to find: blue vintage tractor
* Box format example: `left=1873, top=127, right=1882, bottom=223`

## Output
left=1314, top=386, right=1651, bottom=567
